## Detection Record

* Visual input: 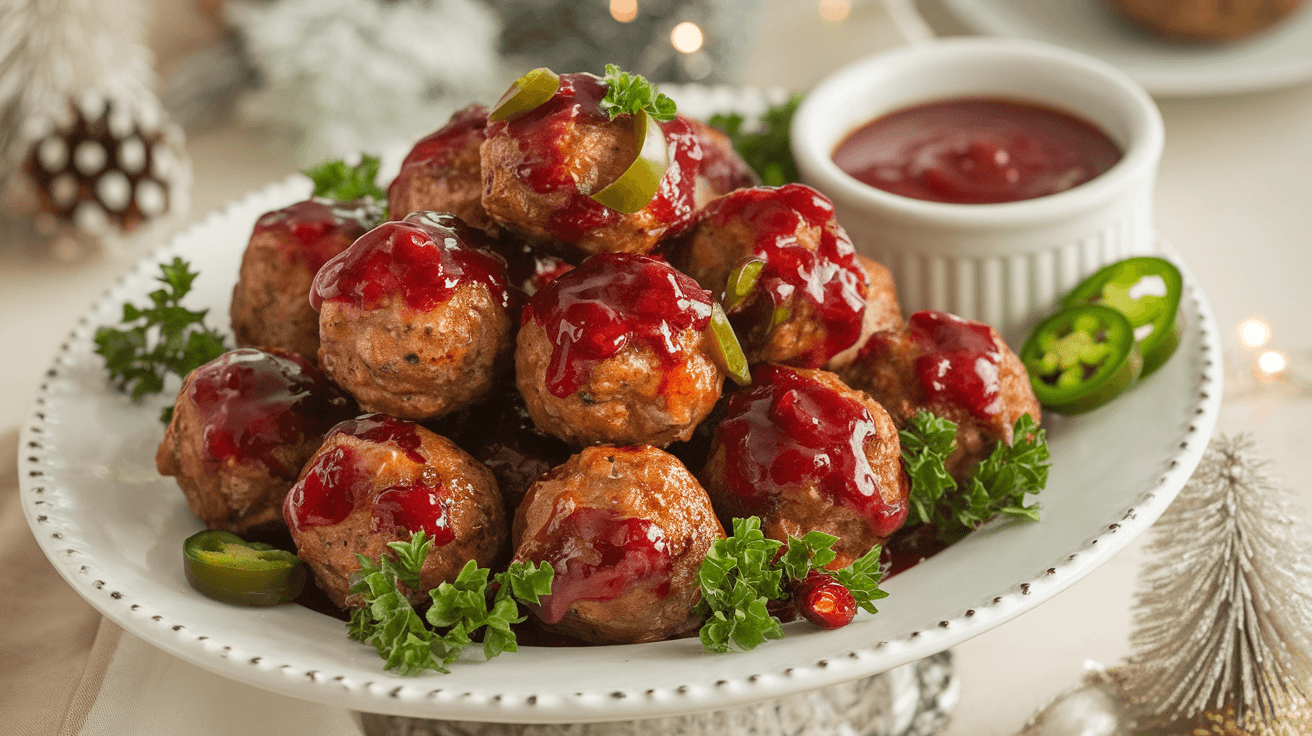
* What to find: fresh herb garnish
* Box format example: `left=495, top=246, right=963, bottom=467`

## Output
left=348, top=531, right=553, bottom=676
left=599, top=64, right=677, bottom=122
left=709, top=93, right=802, bottom=186
left=93, top=257, right=228, bottom=422
left=899, top=411, right=1050, bottom=543
left=303, top=154, right=387, bottom=202
left=695, top=518, right=886, bottom=653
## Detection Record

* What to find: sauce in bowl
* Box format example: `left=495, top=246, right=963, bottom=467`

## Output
left=832, top=98, right=1122, bottom=204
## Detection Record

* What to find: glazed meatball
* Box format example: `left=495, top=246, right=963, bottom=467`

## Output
left=841, top=310, right=1042, bottom=483
left=387, top=104, right=498, bottom=231
left=511, top=445, right=724, bottom=644
left=284, top=414, right=506, bottom=609
left=311, top=211, right=518, bottom=421
left=826, top=255, right=904, bottom=373
left=229, top=198, right=380, bottom=359
left=516, top=253, right=725, bottom=448
left=480, top=72, right=703, bottom=256
left=1105, top=0, right=1303, bottom=40
left=680, top=115, right=759, bottom=203
left=669, top=184, right=870, bottom=368
left=701, top=364, right=909, bottom=569
left=157, top=348, right=357, bottom=534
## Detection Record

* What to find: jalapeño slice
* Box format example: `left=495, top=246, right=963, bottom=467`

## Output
left=705, top=303, right=751, bottom=386
left=588, top=109, right=670, bottom=213
left=183, top=530, right=307, bottom=607
left=1063, top=256, right=1182, bottom=378
left=488, top=67, right=561, bottom=122
left=1021, top=304, right=1143, bottom=415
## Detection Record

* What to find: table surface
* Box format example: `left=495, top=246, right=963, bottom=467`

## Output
left=3, top=1, right=1310, bottom=733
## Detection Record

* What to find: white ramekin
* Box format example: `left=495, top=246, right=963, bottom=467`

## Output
left=791, top=36, right=1165, bottom=345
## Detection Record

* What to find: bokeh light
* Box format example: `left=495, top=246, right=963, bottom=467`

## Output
left=1238, top=317, right=1272, bottom=349
left=609, top=0, right=638, bottom=23
left=819, top=0, right=852, bottom=21
left=671, top=21, right=704, bottom=54
left=1256, top=350, right=1289, bottom=379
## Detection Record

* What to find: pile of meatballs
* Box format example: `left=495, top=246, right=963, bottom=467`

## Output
left=156, top=71, right=1041, bottom=646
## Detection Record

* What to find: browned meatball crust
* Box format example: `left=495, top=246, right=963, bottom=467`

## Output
left=284, top=414, right=506, bottom=610
left=511, top=446, right=724, bottom=644
left=827, top=255, right=904, bottom=373
left=701, top=365, right=908, bottom=568
left=841, top=310, right=1041, bottom=483
left=311, top=212, right=518, bottom=422
left=680, top=115, right=759, bottom=203
left=1105, top=0, right=1303, bottom=40
left=157, top=348, right=356, bottom=534
left=230, top=199, right=378, bottom=359
left=387, top=104, right=498, bottom=231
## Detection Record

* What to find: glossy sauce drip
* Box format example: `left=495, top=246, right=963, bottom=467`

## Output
left=387, top=104, right=488, bottom=212
left=705, top=184, right=866, bottom=367
left=327, top=413, right=426, bottom=464
left=252, top=198, right=377, bottom=272
left=908, top=311, right=1002, bottom=421
left=486, top=73, right=699, bottom=243
left=533, top=506, right=673, bottom=626
left=309, top=211, right=513, bottom=313
left=716, top=364, right=905, bottom=538
left=284, top=444, right=369, bottom=533
left=189, top=348, right=354, bottom=479
left=524, top=252, right=714, bottom=398
left=372, top=481, right=454, bottom=544
left=832, top=98, right=1122, bottom=204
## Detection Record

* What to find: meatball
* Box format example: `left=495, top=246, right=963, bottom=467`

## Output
left=669, top=184, right=869, bottom=368
left=826, top=255, right=904, bottom=373
left=387, top=104, right=498, bottom=231
left=1105, top=0, right=1303, bottom=40
left=516, top=253, right=725, bottom=448
left=284, top=413, right=506, bottom=610
left=229, top=198, right=380, bottom=359
left=157, top=348, right=357, bottom=534
left=511, top=445, right=724, bottom=644
left=701, top=364, right=909, bottom=569
left=681, top=115, right=759, bottom=203
left=841, top=310, right=1042, bottom=483
left=311, top=211, right=518, bottom=421
left=480, top=72, right=703, bottom=256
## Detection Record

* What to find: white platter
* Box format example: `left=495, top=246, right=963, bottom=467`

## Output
left=935, top=0, right=1312, bottom=96
left=20, top=88, right=1221, bottom=723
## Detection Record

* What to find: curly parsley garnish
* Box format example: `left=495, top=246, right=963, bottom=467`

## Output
left=709, top=93, right=802, bottom=186
left=93, top=257, right=228, bottom=422
left=599, top=64, right=677, bottom=122
left=303, top=154, right=387, bottom=202
left=348, top=531, right=554, bottom=676
left=695, top=518, right=886, bottom=653
left=899, top=411, right=1050, bottom=544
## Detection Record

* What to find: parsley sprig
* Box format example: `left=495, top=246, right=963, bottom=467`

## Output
left=709, top=93, right=802, bottom=186
left=695, top=518, right=886, bottom=653
left=599, top=64, right=677, bottom=122
left=899, top=411, right=1050, bottom=544
left=93, top=257, right=228, bottom=421
left=348, top=531, right=554, bottom=676
left=303, top=154, right=387, bottom=202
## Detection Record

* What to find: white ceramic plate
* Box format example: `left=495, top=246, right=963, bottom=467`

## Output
left=935, top=0, right=1312, bottom=96
left=20, top=89, right=1221, bottom=723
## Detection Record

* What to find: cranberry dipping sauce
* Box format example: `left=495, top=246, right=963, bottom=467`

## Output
left=791, top=37, right=1163, bottom=345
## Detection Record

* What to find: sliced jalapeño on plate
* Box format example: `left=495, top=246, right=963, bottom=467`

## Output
left=183, top=530, right=306, bottom=606
left=1022, top=304, right=1143, bottom=415
left=1063, top=256, right=1183, bottom=378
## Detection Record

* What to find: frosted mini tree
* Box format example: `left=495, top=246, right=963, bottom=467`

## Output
left=1121, top=434, right=1312, bottom=734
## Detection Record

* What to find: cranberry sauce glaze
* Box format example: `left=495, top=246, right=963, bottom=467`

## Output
left=252, top=198, right=379, bottom=272
left=716, top=364, right=906, bottom=538
left=909, top=310, right=1002, bottom=421
left=387, top=104, right=488, bottom=208
left=523, top=252, right=715, bottom=398
left=484, top=73, right=700, bottom=243
left=703, top=184, right=867, bottom=367
left=309, top=211, right=514, bottom=313
left=832, top=98, right=1122, bottom=204
left=188, top=348, right=355, bottom=479
left=284, top=414, right=454, bottom=544
left=533, top=506, right=673, bottom=625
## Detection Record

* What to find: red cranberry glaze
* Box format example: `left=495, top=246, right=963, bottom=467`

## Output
left=188, top=348, right=355, bottom=480
left=252, top=198, right=378, bottom=272
left=716, top=364, right=905, bottom=538
left=533, top=506, right=673, bottom=625
left=703, top=184, right=867, bottom=367
left=372, top=481, right=455, bottom=544
left=309, top=211, right=514, bottom=313
left=327, top=413, right=426, bottom=464
left=523, top=252, right=714, bottom=398
left=485, top=73, right=701, bottom=244
left=793, top=569, right=857, bottom=630
left=387, top=104, right=488, bottom=211
left=906, top=310, right=1002, bottom=421
left=286, top=444, right=367, bottom=533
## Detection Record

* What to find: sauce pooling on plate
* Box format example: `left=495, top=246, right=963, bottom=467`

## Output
left=832, top=98, right=1122, bottom=204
